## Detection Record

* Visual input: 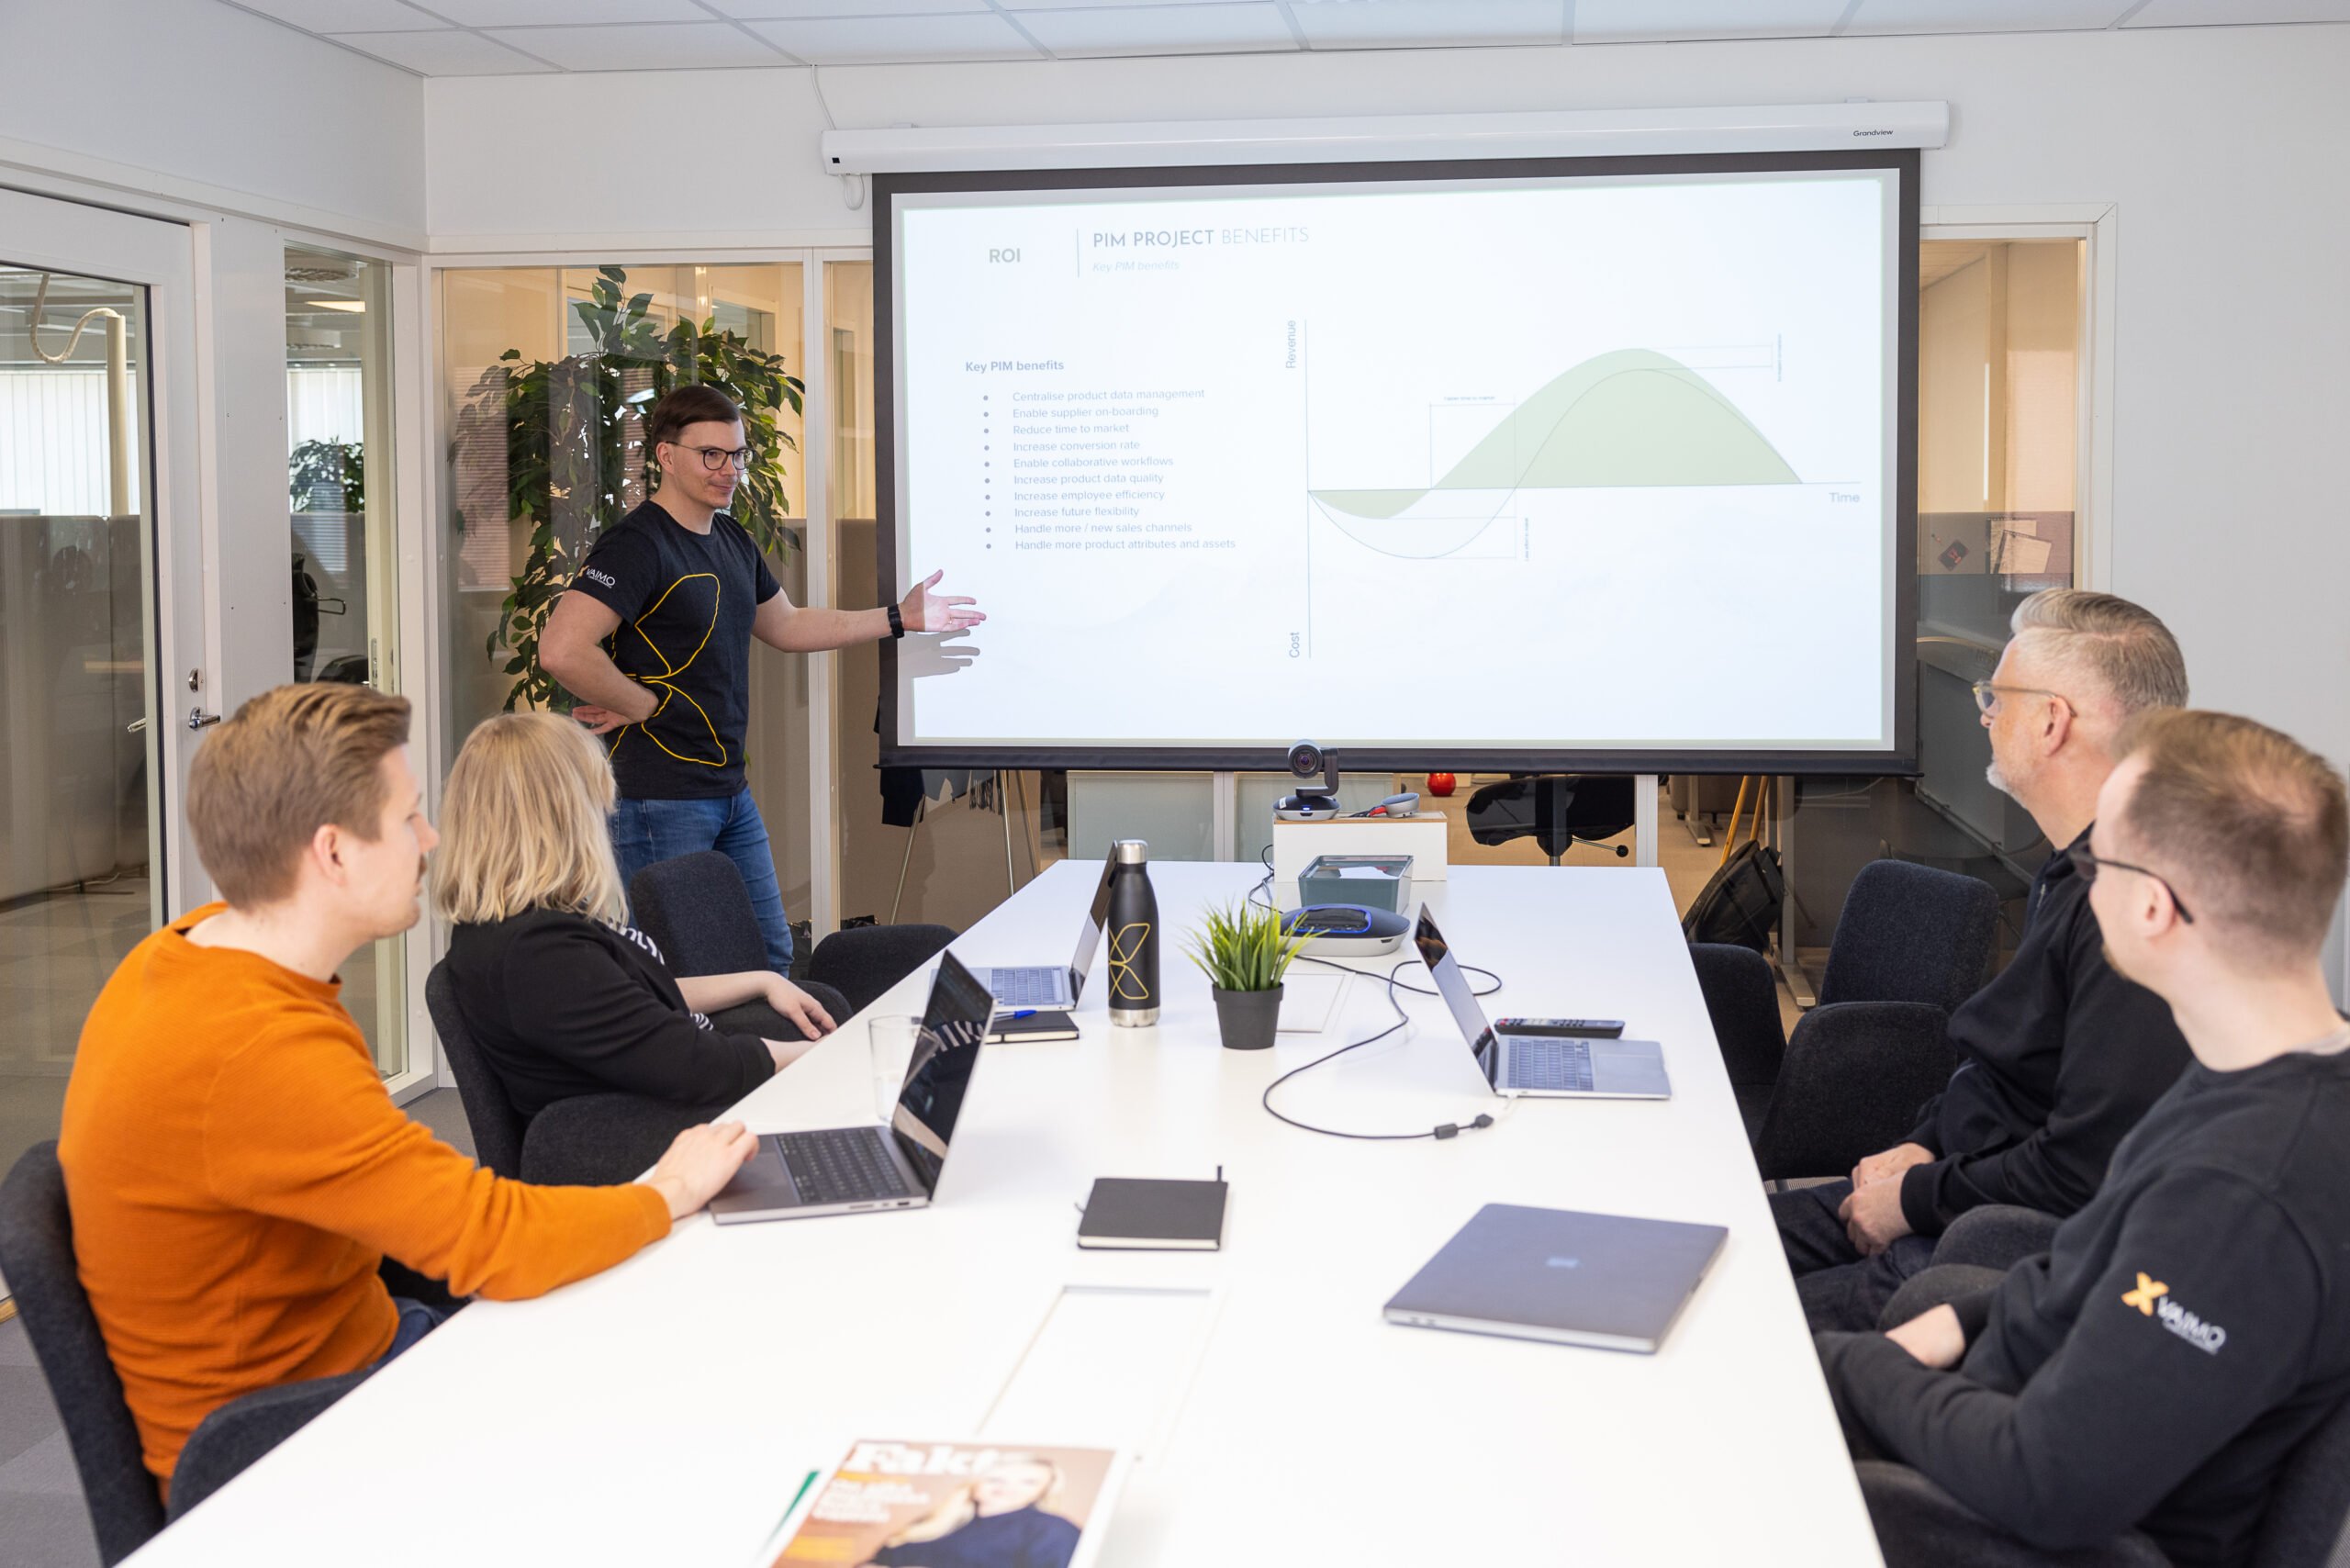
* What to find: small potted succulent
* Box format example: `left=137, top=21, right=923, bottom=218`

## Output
left=1183, top=901, right=1311, bottom=1052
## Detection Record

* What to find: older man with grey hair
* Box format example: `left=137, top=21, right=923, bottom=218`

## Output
left=1774, top=589, right=2195, bottom=1332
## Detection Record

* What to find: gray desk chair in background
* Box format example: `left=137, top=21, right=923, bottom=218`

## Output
left=1694, top=857, right=2000, bottom=1182
left=628, top=850, right=925, bottom=1022
left=806, top=922, right=957, bottom=1016
left=0, top=1143, right=373, bottom=1564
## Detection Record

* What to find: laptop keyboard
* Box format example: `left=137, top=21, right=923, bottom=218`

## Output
left=779, top=1126, right=910, bottom=1206
left=1508, top=1036, right=1596, bottom=1092
left=990, top=967, right=1067, bottom=1007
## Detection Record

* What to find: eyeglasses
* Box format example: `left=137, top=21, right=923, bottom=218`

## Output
left=2073, top=845, right=2195, bottom=924
left=1971, top=679, right=2066, bottom=717
left=667, top=442, right=752, bottom=473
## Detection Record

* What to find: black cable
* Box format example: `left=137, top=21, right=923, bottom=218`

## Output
left=1259, top=957, right=1502, bottom=1142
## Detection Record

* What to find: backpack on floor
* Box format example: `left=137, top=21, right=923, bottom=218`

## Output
left=1681, top=838, right=1785, bottom=953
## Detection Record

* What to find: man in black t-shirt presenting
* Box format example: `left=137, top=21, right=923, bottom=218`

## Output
left=541, top=386, right=982, bottom=971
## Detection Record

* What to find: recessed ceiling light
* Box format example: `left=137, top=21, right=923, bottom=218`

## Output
left=308, top=300, right=366, bottom=313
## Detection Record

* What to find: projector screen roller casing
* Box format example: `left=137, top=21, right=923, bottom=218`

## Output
left=877, top=151, right=1919, bottom=775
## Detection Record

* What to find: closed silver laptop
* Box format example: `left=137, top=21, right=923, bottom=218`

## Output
left=980, top=854, right=1114, bottom=1010
left=710, top=951, right=993, bottom=1225
left=1384, top=1204, right=1728, bottom=1353
left=1413, top=909, right=1671, bottom=1100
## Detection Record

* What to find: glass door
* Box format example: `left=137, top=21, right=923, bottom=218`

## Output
left=0, top=190, right=203, bottom=1231
left=285, top=242, right=406, bottom=1075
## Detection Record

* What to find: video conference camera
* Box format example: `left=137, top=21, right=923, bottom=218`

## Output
left=1277, top=740, right=1343, bottom=818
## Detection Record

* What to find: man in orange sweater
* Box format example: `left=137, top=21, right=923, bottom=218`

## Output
left=59, top=683, right=756, bottom=1491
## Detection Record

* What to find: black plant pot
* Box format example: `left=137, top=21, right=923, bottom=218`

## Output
left=1212, top=985, right=1282, bottom=1051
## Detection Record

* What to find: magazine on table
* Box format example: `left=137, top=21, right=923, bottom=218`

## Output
left=763, top=1438, right=1130, bottom=1568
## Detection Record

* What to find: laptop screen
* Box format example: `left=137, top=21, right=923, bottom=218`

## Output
left=1066, top=854, right=1116, bottom=993
left=1413, top=909, right=1503, bottom=1091
left=889, top=949, right=995, bottom=1194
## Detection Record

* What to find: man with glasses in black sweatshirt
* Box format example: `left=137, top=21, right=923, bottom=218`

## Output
left=1774, top=589, right=2194, bottom=1331
left=1819, top=709, right=2350, bottom=1568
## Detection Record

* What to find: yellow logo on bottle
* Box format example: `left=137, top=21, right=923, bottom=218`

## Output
left=1107, top=923, right=1154, bottom=1002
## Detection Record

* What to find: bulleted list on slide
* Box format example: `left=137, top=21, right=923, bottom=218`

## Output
left=894, top=174, right=1895, bottom=750
left=1002, top=385, right=1214, bottom=554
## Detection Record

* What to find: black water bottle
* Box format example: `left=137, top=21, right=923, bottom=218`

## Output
left=1104, top=839, right=1160, bottom=1027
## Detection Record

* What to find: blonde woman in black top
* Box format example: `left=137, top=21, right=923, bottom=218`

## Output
left=434, top=712, right=834, bottom=1118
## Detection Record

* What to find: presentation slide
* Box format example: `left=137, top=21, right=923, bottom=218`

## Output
left=886, top=163, right=1904, bottom=766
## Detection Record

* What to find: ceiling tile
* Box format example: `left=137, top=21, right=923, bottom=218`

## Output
left=743, top=13, right=1044, bottom=62
left=430, top=0, right=709, bottom=24
left=1572, top=0, right=1849, bottom=43
left=1018, top=3, right=1295, bottom=56
left=709, top=0, right=988, bottom=16
left=1293, top=0, right=1567, bottom=49
left=1006, top=0, right=1271, bottom=9
left=2124, top=0, right=2350, bottom=21
left=226, top=0, right=446, bottom=31
left=329, top=27, right=556, bottom=71
left=1844, top=0, right=2137, bottom=30
left=481, top=20, right=793, bottom=68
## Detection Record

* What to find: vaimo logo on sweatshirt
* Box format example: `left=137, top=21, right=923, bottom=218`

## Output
left=2123, top=1271, right=2227, bottom=1355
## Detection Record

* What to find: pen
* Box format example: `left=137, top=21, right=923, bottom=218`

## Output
left=1009, top=1008, right=1038, bottom=1019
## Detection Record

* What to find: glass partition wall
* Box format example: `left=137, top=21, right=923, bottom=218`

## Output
left=286, top=242, right=408, bottom=1074
left=0, top=262, right=157, bottom=1182
left=440, top=263, right=817, bottom=946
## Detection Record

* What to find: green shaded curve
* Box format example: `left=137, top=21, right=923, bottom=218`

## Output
left=1309, top=349, right=1799, bottom=522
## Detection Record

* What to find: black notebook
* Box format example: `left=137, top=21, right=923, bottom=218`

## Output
left=987, top=1009, right=1080, bottom=1043
left=1077, top=1176, right=1227, bottom=1250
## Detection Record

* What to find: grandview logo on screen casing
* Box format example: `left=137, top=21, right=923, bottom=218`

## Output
left=1853, top=129, right=1893, bottom=136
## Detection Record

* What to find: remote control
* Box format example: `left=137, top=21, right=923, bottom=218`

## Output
left=1494, top=1017, right=1626, bottom=1037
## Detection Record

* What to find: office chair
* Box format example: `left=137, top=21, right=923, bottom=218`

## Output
left=424, top=963, right=528, bottom=1180
left=1692, top=857, right=1999, bottom=1182
left=1465, top=775, right=1638, bottom=863
left=626, top=853, right=851, bottom=1023
left=0, top=1143, right=371, bottom=1564
left=426, top=959, right=739, bottom=1188
left=806, top=923, right=957, bottom=1016
left=1855, top=1381, right=2350, bottom=1568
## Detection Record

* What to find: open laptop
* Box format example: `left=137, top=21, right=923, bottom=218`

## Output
left=979, top=854, right=1114, bottom=1009
left=710, top=950, right=994, bottom=1225
left=1413, top=908, right=1671, bottom=1100
left=1384, top=1204, right=1728, bottom=1353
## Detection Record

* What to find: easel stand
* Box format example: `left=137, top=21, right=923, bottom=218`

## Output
left=890, top=768, right=1032, bottom=924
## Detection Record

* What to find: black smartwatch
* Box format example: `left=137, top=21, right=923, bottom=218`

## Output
left=886, top=603, right=907, bottom=640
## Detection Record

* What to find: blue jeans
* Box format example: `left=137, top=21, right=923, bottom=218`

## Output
left=610, top=787, right=794, bottom=972
left=379, top=1297, right=446, bottom=1365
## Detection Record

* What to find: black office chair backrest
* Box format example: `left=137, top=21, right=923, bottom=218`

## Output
left=1687, top=941, right=1785, bottom=1091
left=0, top=1142, right=166, bottom=1565
left=1818, top=858, right=2000, bottom=1014
left=630, top=851, right=767, bottom=978
left=424, top=962, right=528, bottom=1181
left=2251, top=1392, right=2350, bottom=1568
left=1464, top=775, right=1637, bottom=860
left=807, top=924, right=958, bottom=1017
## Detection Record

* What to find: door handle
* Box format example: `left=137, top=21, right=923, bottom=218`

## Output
left=126, top=716, right=149, bottom=734
left=187, top=707, right=221, bottom=731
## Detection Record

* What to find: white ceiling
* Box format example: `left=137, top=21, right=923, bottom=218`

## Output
left=215, top=0, right=2350, bottom=76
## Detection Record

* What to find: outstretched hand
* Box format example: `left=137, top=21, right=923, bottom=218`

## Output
left=901, top=569, right=985, bottom=634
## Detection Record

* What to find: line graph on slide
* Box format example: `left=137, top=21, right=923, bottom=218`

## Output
left=1305, top=347, right=1803, bottom=561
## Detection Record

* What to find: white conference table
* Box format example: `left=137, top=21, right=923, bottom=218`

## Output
left=132, top=861, right=1884, bottom=1567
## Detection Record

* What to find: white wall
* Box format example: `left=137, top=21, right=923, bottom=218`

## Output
left=0, top=0, right=425, bottom=245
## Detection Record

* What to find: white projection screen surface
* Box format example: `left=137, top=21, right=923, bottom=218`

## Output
left=878, top=151, right=1919, bottom=773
